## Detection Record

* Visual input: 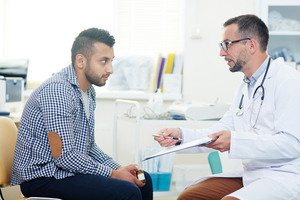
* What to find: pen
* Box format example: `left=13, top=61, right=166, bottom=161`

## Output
left=152, top=134, right=182, bottom=140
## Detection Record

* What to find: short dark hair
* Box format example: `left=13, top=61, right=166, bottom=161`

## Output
left=71, top=28, right=115, bottom=66
left=223, top=14, right=269, bottom=52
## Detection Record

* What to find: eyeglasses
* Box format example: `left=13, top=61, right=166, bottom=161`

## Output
left=219, top=38, right=251, bottom=51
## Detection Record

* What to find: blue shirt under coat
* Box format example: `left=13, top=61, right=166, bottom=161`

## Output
left=243, top=56, right=270, bottom=98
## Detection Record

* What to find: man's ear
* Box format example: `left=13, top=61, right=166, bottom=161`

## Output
left=75, top=54, right=85, bottom=69
left=249, top=39, right=258, bottom=54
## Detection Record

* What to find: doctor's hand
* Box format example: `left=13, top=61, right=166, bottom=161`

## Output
left=204, top=130, right=231, bottom=152
left=154, top=128, right=182, bottom=147
left=110, top=164, right=145, bottom=187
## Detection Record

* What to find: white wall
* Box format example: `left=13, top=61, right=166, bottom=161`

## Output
left=183, top=0, right=256, bottom=103
left=0, top=0, right=4, bottom=58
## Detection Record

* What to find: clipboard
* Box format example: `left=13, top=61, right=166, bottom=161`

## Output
left=143, top=137, right=216, bottom=161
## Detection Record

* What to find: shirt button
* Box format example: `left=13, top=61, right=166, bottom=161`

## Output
left=86, top=142, right=89, bottom=146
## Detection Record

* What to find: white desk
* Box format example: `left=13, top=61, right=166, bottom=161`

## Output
left=113, top=99, right=217, bottom=197
left=9, top=112, right=22, bottom=123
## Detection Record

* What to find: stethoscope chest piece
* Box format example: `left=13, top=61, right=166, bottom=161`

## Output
left=235, top=107, right=244, bottom=116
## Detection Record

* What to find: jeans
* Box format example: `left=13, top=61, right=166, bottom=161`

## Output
left=21, top=172, right=153, bottom=200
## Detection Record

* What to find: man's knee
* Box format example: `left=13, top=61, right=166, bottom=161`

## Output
left=121, top=182, right=142, bottom=200
left=177, top=189, right=200, bottom=200
left=177, top=189, right=190, bottom=200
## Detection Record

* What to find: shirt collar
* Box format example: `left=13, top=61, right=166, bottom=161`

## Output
left=66, top=64, right=80, bottom=87
left=65, top=64, right=96, bottom=97
left=243, top=56, right=270, bottom=86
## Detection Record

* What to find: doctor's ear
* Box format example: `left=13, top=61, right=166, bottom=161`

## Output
left=75, top=54, right=86, bottom=69
left=248, top=39, right=258, bottom=54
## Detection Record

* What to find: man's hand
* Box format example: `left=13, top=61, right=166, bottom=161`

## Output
left=154, top=128, right=182, bottom=147
left=110, top=164, right=145, bottom=187
left=204, top=130, right=231, bottom=152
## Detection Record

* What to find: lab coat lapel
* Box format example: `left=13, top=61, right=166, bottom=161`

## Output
left=251, top=58, right=277, bottom=101
left=243, top=74, right=266, bottom=113
left=245, top=57, right=278, bottom=113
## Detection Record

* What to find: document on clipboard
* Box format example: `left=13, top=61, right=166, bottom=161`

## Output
left=142, top=137, right=216, bottom=161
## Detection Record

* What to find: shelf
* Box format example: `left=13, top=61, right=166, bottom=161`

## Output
left=96, top=91, right=182, bottom=100
left=154, top=191, right=181, bottom=197
left=24, top=89, right=182, bottom=101
left=269, top=31, right=300, bottom=36
left=117, top=116, right=218, bottom=126
left=9, top=112, right=22, bottom=123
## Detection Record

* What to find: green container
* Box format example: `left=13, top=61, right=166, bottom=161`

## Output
left=149, top=173, right=159, bottom=191
left=158, top=172, right=172, bottom=191
left=149, top=172, right=172, bottom=191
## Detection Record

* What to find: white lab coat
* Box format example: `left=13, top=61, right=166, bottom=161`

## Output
left=179, top=57, right=300, bottom=200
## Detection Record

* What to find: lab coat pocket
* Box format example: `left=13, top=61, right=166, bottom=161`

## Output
left=264, top=169, right=300, bottom=199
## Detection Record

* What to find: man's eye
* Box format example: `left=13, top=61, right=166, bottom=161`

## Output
left=100, top=60, right=106, bottom=64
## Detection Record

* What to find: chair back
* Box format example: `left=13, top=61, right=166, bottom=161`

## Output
left=208, top=151, right=223, bottom=174
left=0, top=117, right=18, bottom=188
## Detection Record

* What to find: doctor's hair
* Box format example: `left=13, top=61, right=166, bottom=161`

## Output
left=223, top=14, right=269, bottom=52
left=71, top=28, right=115, bottom=66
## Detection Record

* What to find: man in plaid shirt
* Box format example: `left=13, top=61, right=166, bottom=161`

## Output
left=11, top=28, right=153, bottom=200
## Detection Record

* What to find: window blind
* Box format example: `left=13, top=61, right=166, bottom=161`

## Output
left=3, top=0, right=114, bottom=83
left=115, top=0, right=184, bottom=53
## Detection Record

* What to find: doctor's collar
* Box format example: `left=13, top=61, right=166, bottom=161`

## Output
left=242, top=56, right=270, bottom=85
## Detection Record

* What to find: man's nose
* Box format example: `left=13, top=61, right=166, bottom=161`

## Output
left=107, top=62, right=113, bottom=74
left=219, top=47, right=227, bottom=57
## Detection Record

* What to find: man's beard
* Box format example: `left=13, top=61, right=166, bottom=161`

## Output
left=229, top=50, right=248, bottom=73
left=85, top=62, right=106, bottom=87
left=230, top=60, right=243, bottom=72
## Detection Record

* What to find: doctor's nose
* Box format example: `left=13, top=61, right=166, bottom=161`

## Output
left=219, top=47, right=227, bottom=57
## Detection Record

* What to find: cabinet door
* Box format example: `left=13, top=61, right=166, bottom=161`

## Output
left=257, top=0, right=300, bottom=64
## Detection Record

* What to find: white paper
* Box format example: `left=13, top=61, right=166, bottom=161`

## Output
left=143, top=137, right=215, bottom=161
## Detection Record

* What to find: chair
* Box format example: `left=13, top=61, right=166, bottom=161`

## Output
left=0, top=117, right=61, bottom=200
left=0, top=117, right=27, bottom=200
left=208, top=151, right=222, bottom=174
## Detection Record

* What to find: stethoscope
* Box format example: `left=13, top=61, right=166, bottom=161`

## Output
left=235, top=57, right=271, bottom=129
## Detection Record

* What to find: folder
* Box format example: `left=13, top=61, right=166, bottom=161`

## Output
left=164, top=53, right=175, bottom=74
left=156, top=57, right=166, bottom=91
left=172, top=53, right=184, bottom=74
left=149, top=53, right=162, bottom=93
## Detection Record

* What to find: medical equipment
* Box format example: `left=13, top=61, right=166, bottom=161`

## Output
left=168, top=100, right=230, bottom=121
left=236, top=57, right=271, bottom=129
left=0, top=76, right=24, bottom=113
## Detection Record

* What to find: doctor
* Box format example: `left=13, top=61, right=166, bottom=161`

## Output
left=154, top=14, right=300, bottom=200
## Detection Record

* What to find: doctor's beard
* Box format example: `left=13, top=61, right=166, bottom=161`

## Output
left=230, top=60, right=243, bottom=72
left=229, top=50, right=248, bottom=73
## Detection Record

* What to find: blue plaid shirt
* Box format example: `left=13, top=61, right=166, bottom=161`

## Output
left=11, top=64, right=120, bottom=186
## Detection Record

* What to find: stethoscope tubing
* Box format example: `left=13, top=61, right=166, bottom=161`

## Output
left=236, top=57, right=271, bottom=129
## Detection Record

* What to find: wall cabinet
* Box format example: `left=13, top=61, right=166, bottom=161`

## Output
left=257, top=0, right=300, bottom=65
